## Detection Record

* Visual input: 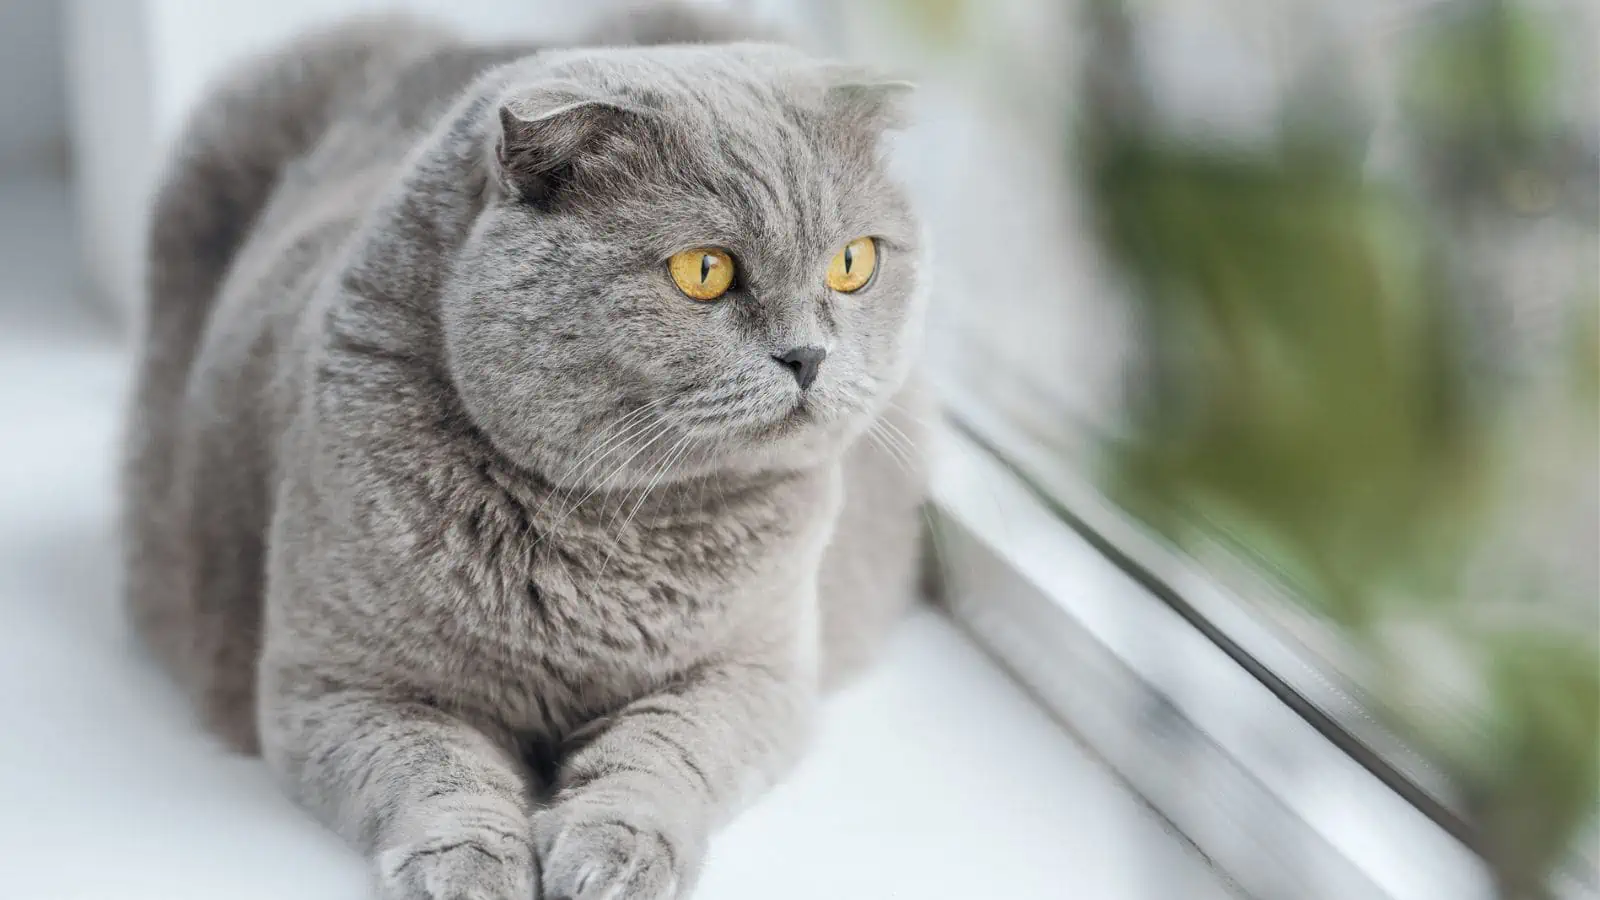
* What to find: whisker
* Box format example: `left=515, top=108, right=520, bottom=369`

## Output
left=875, top=418, right=921, bottom=464
left=867, top=425, right=916, bottom=477
left=865, top=430, right=910, bottom=477
left=533, top=397, right=669, bottom=525
left=596, top=431, right=696, bottom=577
left=604, top=427, right=690, bottom=532
left=534, top=417, right=678, bottom=547
left=560, top=398, right=670, bottom=486
left=868, top=415, right=917, bottom=464
left=854, top=395, right=961, bottom=608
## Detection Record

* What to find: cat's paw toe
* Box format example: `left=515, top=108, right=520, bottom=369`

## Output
left=376, top=828, right=535, bottom=900
left=535, top=807, right=685, bottom=900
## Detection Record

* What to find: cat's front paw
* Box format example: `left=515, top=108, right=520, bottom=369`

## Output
left=534, top=802, right=689, bottom=900
left=376, top=818, right=535, bottom=900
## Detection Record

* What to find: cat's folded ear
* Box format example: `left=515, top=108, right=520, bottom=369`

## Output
left=493, top=84, right=648, bottom=202
left=820, top=65, right=917, bottom=132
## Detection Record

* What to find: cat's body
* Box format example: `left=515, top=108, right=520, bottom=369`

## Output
left=124, top=11, right=926, bottom=900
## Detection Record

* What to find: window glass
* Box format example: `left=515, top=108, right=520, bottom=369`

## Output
left=845, top=0, right=1599, bottom=894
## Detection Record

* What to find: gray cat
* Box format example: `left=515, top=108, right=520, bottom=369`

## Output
left=122, top=7, right=927, bottom=900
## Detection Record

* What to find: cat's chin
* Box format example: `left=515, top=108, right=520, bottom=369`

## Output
left=728, top=405, right=873, bottom=470
left=746, top=399, right=817, bottom=437
left=716, top=403, right=864, bottom=460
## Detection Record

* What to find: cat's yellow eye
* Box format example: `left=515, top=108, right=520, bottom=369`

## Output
left=825, top=237, right=877, bottom=293
left=668, top=247, right=735, bottom=301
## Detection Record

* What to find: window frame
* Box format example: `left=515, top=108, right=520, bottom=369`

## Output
left=925, top=411, right=1501, bottom=900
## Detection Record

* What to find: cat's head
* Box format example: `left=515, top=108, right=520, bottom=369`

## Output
left=439, top=43, right=923, bottom=490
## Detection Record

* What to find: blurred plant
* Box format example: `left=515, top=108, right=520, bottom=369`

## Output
left=1083, top=3, right=1599, bottom=896
left=875, top=0, right=968, bottom=50
left=1401, top=0, right=1565, bottom=214
left=1082, top=4, right=1598, bottom=896
left=879, top=0, right=1598, bottom=896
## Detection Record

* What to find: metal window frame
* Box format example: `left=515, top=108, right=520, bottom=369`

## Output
left=924, top=414, right=1499, bottom=900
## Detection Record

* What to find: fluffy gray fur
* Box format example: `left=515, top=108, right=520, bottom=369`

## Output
left=122, top=8, right=928, bottom=900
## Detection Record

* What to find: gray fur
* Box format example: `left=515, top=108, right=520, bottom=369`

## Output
left=122, top=9, right=927, bottom=900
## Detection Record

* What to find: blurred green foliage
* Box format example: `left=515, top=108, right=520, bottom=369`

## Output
left=1403, top=0, right=1563, bottom=210
left=879, top=0, right=1599, bottom=895
left=1468, top=630, right=1599, bottom=898
left=876, top=0, right=968, bottom=49
left=1091, top=145, right=1485, bottom=634
left=1083, top=4, right=1597, bottom=895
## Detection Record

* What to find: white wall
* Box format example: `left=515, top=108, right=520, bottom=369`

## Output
left=141, top=0, right=654, bottom=149
left=67, top=0, right=157, bottom=327
left=0, top=0, right=69, bottom=176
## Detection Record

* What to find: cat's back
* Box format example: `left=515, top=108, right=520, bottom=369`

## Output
left=188, top=26, right=546, bottom=454
left=182, top=22, right=528, bottom=509
left=219, top=34, right=540, bottom=316
left=242, top=38, right=540, bottom=264
left=124, top=17, right=534, bottom=751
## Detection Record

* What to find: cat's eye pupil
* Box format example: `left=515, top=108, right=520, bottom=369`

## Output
left=843, top=245, right=854, bottom=273
left=700, top=254, right=713, bottom=283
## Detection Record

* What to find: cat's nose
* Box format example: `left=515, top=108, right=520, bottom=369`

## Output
left=773, top=346, right=826, bottom=390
